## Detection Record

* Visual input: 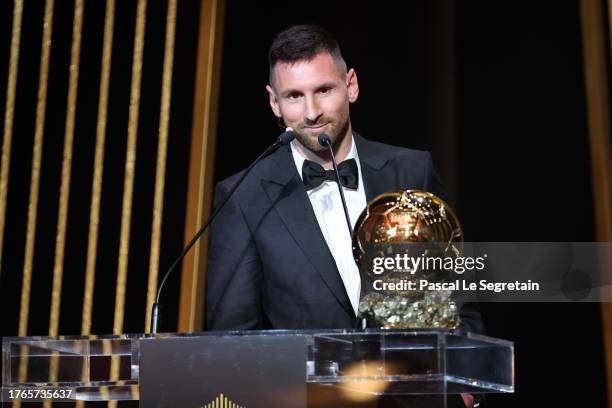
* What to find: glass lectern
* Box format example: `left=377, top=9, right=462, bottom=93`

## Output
left=2, top=329, right=513, bottom=407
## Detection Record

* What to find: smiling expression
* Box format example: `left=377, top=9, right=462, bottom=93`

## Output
left=267, top=52, right=359, bottom=152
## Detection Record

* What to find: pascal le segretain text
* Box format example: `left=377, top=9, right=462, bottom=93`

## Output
left=372, top=279, right=540, bottom=293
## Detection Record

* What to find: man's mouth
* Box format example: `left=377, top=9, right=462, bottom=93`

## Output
left=304, top=123, right=329, bottom=131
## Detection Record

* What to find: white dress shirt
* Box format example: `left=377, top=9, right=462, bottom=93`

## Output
left=291, top=135, right=367, bottom=315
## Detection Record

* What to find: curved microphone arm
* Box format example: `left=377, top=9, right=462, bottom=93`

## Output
left=150, top=130, right=295, bottom=334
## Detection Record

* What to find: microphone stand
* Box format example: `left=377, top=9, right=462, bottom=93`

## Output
left=150, top=130, right=295, bottom=334
left=318, top=133, right=366, bottom=329
left=318, top=133, right=353, bottom=237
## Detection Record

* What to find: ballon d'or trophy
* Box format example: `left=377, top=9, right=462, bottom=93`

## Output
left=353, top=190, right=462, bottom=329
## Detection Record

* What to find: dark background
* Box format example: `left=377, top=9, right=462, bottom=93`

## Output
left=0, top=0, right=609, bottom=407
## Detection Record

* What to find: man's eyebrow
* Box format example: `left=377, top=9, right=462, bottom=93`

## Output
left=280, top=82, right=338, bottom=98
left=315, top=82, right=337, bottom=90
left=280, top=89, right=301, bottom=98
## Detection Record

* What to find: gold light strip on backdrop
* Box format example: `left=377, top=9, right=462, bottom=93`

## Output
left=78, top=4, right=116, bottom=406
left=178, top=0, right=225, bottom=332
left=145, top=0, right=177, bottom=331
left=579, top=0, right=612, bottom=406
left=19, top=0, right=55, bottom=339
left=19, top=0, right=55, bottom=340
left=114, top=0, right=147, bottom=336
left=49, top=0, right=84, bottom=336
left=0, top=0, right=23, bottom=268
left=49, top=0, right=84, bottom=338
left=44, top=3, right=84, bottom=407
left=111, top=1, right=147, bottom=398
left=16, top=2, right=55, bottom=406
left=82, top=0, right=116, bottom=337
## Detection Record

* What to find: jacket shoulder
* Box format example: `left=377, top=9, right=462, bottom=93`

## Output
left=356, top=134, right=432, bottom=164
left=214, top=146, right=289, bottom=201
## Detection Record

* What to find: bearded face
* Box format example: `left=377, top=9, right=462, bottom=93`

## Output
left=291, top=108, right=350, bottom=153
left=267, top=52, right=359, bottom=153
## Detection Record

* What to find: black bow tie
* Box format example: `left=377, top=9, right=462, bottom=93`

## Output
left=302, top=158, right=359, bottom=191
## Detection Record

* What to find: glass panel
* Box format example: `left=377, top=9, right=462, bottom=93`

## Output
left=446, top=332, right=514, bottom=393
left=2, top=335, right=141, bottom=402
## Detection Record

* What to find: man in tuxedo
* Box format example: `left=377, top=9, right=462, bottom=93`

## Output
left=207, top=23, right=482, bottom=408
left=206, top=24, right=483, bottom=336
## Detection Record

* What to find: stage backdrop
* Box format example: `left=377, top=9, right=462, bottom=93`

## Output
left=0, top=0, right=214, bottom=344
left=1, top=1, right=611, bottom=408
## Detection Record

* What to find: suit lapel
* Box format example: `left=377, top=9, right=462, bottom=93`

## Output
left=260, top=146, right=354, bottom=317
left=354, top=133, right=397, bottom=201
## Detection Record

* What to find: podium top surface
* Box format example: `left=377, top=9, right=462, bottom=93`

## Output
left=2, top=328, right=513, bottom=346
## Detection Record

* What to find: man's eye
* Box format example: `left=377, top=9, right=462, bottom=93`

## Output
left=287, top=93, right=302, bottom=100
left=319, top=87, right=331, bottom=94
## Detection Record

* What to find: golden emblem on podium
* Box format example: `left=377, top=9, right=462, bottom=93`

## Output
left=202, top=393, right=245, bottom=408
left=353, top=190, right=463, bottom=329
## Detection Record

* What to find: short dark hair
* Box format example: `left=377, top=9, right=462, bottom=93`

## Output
left=268, top=24, right=345, bottom=82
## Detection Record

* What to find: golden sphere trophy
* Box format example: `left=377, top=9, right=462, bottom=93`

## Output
left=353, top=190, right=463, bottom=329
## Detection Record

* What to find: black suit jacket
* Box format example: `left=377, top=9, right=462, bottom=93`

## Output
left=206, top=133, right=483, bottom=333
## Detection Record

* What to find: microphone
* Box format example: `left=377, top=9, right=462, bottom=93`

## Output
left=317, top=133, right=353, bottom=237
left=150, top=129, right=295, bottom=334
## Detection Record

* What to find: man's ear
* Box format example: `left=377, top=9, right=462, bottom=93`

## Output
left=346, top=68, right=359, bottom=103
left=266, top=84, right=282, bottom=117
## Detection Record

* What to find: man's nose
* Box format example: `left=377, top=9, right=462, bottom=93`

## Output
left=304, top=96, right=322, bottom=124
